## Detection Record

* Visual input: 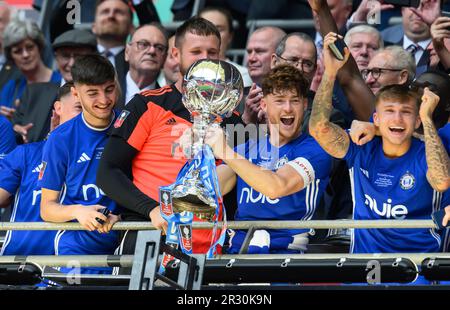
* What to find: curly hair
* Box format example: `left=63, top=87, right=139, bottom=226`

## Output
left=261, top=64, right=309, bottom=98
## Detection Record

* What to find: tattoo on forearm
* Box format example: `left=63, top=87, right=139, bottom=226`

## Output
left=423, top=119, right=450, bottom=190
left=310, top=73, right=349, bottom=158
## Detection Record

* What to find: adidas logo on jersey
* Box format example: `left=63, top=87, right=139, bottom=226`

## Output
left=32, top=163, right=44, bottom=173
left=77, top=153, right=91, bottom=163
left=165, top=118, right=177, bottom=125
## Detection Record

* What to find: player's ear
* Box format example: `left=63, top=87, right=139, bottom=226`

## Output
left=373, top=111, right=380, bottom=127
left=53, top=101, right=62, bottom=116
left=71, top=86, right=79, bottom=100
left=173, top=46, right=180, bottom=63
left=415, top=114, right=421, bottom=130
left=260, top=96, right=267, bottom=113
left=270, top=53, right=278, bottom=69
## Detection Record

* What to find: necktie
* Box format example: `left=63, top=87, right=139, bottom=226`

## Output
left=406, top=44, right=420, bottom=61
left=102, top=49, right=113, bottom=59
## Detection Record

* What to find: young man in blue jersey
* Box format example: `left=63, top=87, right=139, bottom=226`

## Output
left=0, top=82, right=81, bottom=255
left=309, top=32, right=449, bottom=254
left=183, top=64, right=332, bottom=254
left=39, top=55, right=120, bottom=274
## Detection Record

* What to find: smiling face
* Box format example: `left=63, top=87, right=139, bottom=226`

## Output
left=72, top=81, right=117, bottom=126
left=373, top=97, right=420, bottom=153
left=261, top=89, right=307, bottom=146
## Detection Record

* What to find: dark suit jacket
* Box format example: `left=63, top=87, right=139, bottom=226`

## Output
left=114, top=75, right=161, bottom=112
left=12, top=82, right=60, bottom=143
left=114, top=49, right=128, bottom=109
left=381, top=25, right=430, bottom=75
left=0, top=61, right=21, bottom=93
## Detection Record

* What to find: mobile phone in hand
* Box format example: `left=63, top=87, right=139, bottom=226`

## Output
left=328, top=38, right=347, bottom=61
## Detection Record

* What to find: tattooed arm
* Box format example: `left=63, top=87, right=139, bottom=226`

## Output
left=309, top=32, right=351, bottom=159
left=420, top=88, right=450, bottom=192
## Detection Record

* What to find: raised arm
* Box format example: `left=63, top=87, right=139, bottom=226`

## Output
left=309, top=32, right=351, bottom=159
left=431, top=17, right=450, bottom=70
left=420, top=88, right=450, bottom=192
left=308, top=0, right=375, bottom=121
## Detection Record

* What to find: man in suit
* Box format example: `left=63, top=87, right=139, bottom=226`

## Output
left=381, top=0, right=441, bottom=75
left=92, top=0, right=134, bottom=107
left=119, top=23, right=167, bottom=110
left=12, top=29, right=98, bottom=143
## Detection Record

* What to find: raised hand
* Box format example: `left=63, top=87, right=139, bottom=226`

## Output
left=419, top=87, right=440, bottom=120
left=323, top=32, right=350, bottom=76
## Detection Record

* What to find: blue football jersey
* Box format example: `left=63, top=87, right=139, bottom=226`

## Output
left=0, top=115, right=16, bottom=160
left=38, top=113, right=119, bottom=261
left=438, top=123, right=450, bottom=154
left=344, top=136, right=442, bottom=253
left=0, top=141, right=56, bottom=255
left=234, top=134, right=332, bottom=234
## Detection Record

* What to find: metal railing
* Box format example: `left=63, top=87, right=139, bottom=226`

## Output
left=0, top=219, right=438, bottom=231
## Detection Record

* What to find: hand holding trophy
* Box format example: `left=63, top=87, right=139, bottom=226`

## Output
left=159, top=59, right=243, bottom=270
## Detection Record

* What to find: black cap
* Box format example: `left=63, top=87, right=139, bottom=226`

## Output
left=52, top=29, right=97, bottom=51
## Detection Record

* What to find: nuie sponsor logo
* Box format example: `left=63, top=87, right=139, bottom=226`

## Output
left=82, top=184, right=106, bottom=201
left=239, top=187, right=279, bottom=205
left=364, top=195, right=408, bottom=219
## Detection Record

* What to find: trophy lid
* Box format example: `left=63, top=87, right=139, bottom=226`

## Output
left=182, top=59, right=244, bottom=119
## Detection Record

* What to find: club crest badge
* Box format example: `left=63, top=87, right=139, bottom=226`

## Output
left=400, top=172, right=415, bottom=190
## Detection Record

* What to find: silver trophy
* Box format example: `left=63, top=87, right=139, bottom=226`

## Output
left=170, top=59, right=243, bottom=221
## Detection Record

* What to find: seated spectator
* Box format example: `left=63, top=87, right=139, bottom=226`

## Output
left=0, top=19, right=61, bottom=119
left=363, top=46, right=416, bottom=95
left=0, top=82, right=81, bottom=256
left=199, top=6, right=252, bottom=88
left=39, top=55, right=121, bottom=274
left=186, top=65, right=332, bottom=254
left=309, top=32, right=449, bottom=256
left=12, top=28, right=97, bottom=143
left=157, top=35, right=180, bottom=87
left=121, top=23, right=167, bottom=109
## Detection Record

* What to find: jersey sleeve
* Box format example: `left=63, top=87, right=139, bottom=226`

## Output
left=343, top=133, right=360, bottom=167
left=438, top=124, right=450, bottom=154
left=0, top=146, right=24, bottom=194
left=110, top=95, right=156, bottom=151
left=286, top=139, right=332, bottom=188
left=38, top=132, right=68, bottom=191
left=0, top=116, right=16, bottom=160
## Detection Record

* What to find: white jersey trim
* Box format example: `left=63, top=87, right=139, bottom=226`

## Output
left=286, top=157, right=315, bottom=189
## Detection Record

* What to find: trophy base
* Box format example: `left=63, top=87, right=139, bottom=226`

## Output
left=172, top=195, right=216, bottom=221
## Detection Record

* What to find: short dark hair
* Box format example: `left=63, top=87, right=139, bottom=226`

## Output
left=71, top=54, right=116, bottom=85
left=95, top=0, right=133, bottom=19
left=57, top=82, right=74, bottom=100
left=375, top=84, right=420, bottom=110
left=199, top=6, right=234, bottom=34
left=262, top=64, right=309, bottom=98
left=175, top=17, right=221, bottom=49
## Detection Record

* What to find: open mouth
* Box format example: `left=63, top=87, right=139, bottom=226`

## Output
left=281, top=116, right=295, bottom=126
left=389, top=126, right=405, bottom=134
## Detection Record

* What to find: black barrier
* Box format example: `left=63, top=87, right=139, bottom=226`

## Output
left=0, top=263, right=42, bottom=285
left=421, top=258, right=450, bottom=281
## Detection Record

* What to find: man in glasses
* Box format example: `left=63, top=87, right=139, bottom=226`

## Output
left=122, top=23, right=167, bottom=109
left=362, top=46, right=416, bottom=95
